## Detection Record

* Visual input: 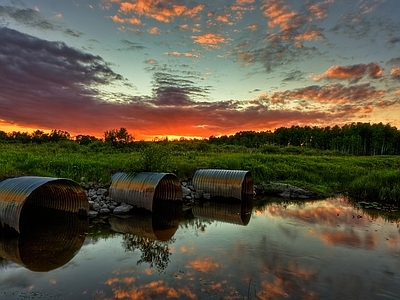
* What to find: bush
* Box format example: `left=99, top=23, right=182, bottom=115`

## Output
left=138, top=144, right=172, bottom=172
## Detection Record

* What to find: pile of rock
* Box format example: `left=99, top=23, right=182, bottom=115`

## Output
left=86, top=187, right=134, bottom=218
left=85, top=181, right=205, bottom=218
left=180, top=181, right=210, bottom=202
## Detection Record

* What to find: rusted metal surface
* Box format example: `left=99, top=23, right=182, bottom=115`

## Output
left=0, top=205, right=88, bottom=271
left=109, top=172, right=182, bottom=211
left=192, top=169, right=253, bottom=200
left=109, top=200, right=182, bottom=241
left=0, top=176, right=89, bottom=232
left=192, top=195, right=253, bottom=226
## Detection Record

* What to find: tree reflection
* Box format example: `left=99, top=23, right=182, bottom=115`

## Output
left=122, top=234, right=174, bottom=271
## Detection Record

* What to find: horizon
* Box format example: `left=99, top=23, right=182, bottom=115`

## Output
left=1, top=0, right=400, bottom=140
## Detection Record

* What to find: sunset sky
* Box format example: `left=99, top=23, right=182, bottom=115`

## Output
left=1, top=0, right=399, bottom=140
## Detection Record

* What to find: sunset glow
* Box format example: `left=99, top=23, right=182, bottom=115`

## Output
left=0, top=0, right=399, bottom=140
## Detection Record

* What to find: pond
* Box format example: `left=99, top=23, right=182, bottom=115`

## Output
left=1, top=195, right=400, bottom=300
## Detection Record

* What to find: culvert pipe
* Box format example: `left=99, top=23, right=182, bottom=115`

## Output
left=0, top=176, right=89, bottom=232
left=109, top=172, right=183, bottom=211
left=192, top=169, right=253, bottom=200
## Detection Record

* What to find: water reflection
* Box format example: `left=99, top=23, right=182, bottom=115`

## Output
left=191, top=195, right=253, bottom=226
left=109, top=199, right=182, bottom=271
left=1, top=195, right=400, bottom=299
left=0, top=203, right=88, bottom=272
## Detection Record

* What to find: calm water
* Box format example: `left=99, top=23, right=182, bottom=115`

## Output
left=1, top=196, right=400, bottom=300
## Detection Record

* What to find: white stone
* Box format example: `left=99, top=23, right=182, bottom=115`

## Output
left=182, top=186, right=192, bottom=197
left=88, top=210, right=99, bottom=218
left=113, top=204, right=133, bottom=215
left=100, top=208, right=111, bottom=214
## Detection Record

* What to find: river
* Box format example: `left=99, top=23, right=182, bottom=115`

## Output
left=0, top=195, right=399, bottom=299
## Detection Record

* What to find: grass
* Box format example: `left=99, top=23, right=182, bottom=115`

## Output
left=1, top=142, right=399, bottom=203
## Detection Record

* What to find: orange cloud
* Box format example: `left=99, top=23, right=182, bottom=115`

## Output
left=246, top=24, right=258, bottom=31
left=261, top=0, right=300, bottom=31
left=110, top=0, right=204, bottom=23
left=111, top=15, right=141, bottom=25
left=314, top=63, right=383, bottom=81
left=307, top=0, right=334, bottom=19
left=295, top=28, right=324, bottom=41
left=186, top=257, right=220, bottom=273
left=235, top=0, right=255, bottom=4
left=191, top=33, right=227, bottom=49
left=106, top=279, right=197, bottom=300
left=148, top=27, right=160, bottom=34
left=390, top=67, right=400, bottom=77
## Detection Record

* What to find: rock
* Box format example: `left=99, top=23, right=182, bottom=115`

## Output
left=88, top=200, right=95, bottom=209
left=255, top=182, right=315, bottom=199
left=194, top=190, right=203, bottom=199
left=96, top=188, right=108, bottom=196
left=203, top=193, right=211, bottom=200
left=182, top=186, right=192, bottom=197
left=88, top=210, right=99, bottom=218
left=92, top=202, right=101, bottom=211
left=100, top=208, right=111, bottom=214
left=113, top=204, right=133, bottom=215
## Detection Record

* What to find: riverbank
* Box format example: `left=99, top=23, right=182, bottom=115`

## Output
left=1, top=142, right=399, bottom=203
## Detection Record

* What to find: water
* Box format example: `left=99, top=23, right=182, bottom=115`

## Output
left=1, top=196, right=399, bottom=299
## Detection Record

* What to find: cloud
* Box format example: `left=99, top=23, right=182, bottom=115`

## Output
left=314, top=63, right=384, bottom=82
left=186, top=257, right=220, bottom=273
left=191, top=33, right=227, bottom=49
left=266, top=83, right=385, bottom=105
left=390, top=67, right=400, bottom=78
left=119, top=39, right=147, bottom=51
left=106, top=0, right=205, bottom=24
left=0, top=26, right=393, bottom=140
left=0, top=4, right=83, bottom=37
left=148, top=27, right=161, bottom=34
left=0, top=5, right=54, bottom=30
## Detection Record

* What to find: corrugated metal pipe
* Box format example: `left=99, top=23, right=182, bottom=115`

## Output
left=192, top=169, right=253, bottom=200
left=0, top=176, right=89, bottom=232
left=109, top=172, right=183, bottom=211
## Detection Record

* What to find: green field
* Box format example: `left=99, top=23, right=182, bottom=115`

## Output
left=1, top=141, right=399, bottom=204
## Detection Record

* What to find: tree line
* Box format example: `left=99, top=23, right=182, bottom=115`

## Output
left=1, top=122, right=400, bottom=155
left=209, top=122, right=400, bottom=155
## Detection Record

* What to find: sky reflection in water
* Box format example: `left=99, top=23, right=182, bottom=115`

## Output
left=0, top=196, right=400, bottom=300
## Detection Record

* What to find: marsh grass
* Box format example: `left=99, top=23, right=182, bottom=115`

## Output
left=1, top=142, right=399, bottom=203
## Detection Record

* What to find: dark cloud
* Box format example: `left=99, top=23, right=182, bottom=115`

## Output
left=330, top=12, right=400, bottom=45
left=63, top=28, right=84, bottom=38
left=0, top=27, right=123, bottom=87
left=0, top=5, right=84, bottom=38
left=282, top=70, right=305, bottom=82
left=0, top=5, right=55, bottom=30
left=119, top=39, right=147, bottom=51
left=151, top=72, right=210, bottom=104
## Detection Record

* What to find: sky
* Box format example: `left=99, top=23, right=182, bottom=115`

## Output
left=0, top=0, right=399, bottom=140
